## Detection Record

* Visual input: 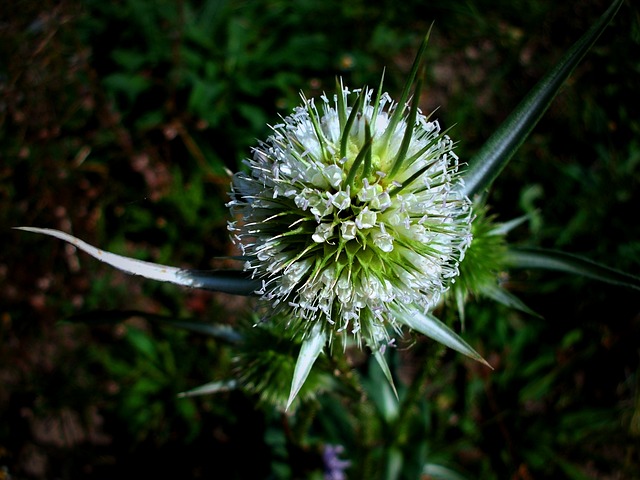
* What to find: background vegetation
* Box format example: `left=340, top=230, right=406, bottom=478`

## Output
left=1, top=0, right=638, bottom=478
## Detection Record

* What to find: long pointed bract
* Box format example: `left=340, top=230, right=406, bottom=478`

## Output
left=373, top=349, right=398, bottom=399
left=286, top=324, right=327, bottom=411
left=461, top=0, right=623, bottom=198
left=505, top=247, right=640, bottom=291
left=396, top=307, right=491, bottom=368
left=15, top=227, right=259, bottom=295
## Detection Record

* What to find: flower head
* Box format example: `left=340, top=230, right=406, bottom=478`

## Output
left=228, top=77, right=473, bottom=354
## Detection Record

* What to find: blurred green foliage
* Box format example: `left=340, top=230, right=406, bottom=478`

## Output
left=1, top=0, right=638, bottom=478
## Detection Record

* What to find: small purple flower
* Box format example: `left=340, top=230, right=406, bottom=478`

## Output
left=323, top=444, right=351, bottom=480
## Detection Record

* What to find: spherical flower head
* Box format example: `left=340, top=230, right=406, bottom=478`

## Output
left=228, top=79, right=472, bottom=352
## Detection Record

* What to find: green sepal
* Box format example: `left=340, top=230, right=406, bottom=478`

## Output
left=505, top=247, right=640, bottom=291
left=396, top=307, right=491, bottom=368
left=461, top=0, right=623, bottom=197
left=286, top=323, right=327, bottom=411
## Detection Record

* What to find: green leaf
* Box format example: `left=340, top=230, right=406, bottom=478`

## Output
left=396, top=307, right=491, bottom=368
left=372, top=349, right=398, bottom=401
left=286, top=324, right=326, bottom=411
left=461, top=0, right=624, bottom=197
left=15, top=227, right=259, bottom=295
left=363, top=354, right=400, bottom=423
left=481, top=284, right=542, bottom=318
left=422, top=463, right=471, bottom=480
left=505, top=247, right=640, bottom=291
left=455, top=286, right=467, bottom=330
left=384, top=447, right=404, bottom=480
left=488, top=214, right=530, bottom=236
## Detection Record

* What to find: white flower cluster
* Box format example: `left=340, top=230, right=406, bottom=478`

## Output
left=228, top=82, right=472, bottom=349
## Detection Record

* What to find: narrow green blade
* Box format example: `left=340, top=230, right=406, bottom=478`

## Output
left=489, top=214, right=529, bottom=236
left=67, top=309, right=243, bottom=343
left=396, top=307, right=491, bottom=368
left=422, top=463, right=471, bottom=480
left=150, top=318, right=243, bottom=342
left=365, top=354, right=400, bottom=422
left=505, top=247, right=640, bottom=291
left=372, top=349, right=398, bottom=400
left=481, top=284, right=541, bottom=318
left=286, top=324, right=327, bottom=411
left=462, top=0, right=623, bottom=197
left=178, top=380, right=238, bottom=398
left=15, top=227, right=258, bottom=295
